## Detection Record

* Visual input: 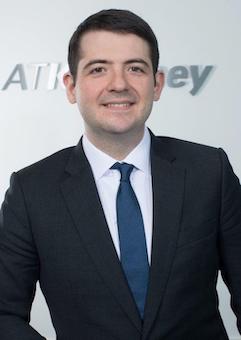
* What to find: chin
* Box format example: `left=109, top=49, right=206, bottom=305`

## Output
left=105, top=124, right=143, bottom=137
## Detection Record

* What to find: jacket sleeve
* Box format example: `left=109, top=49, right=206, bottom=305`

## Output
left=218, top=148, right=241, bottom=335
left=0, top=172, right=46, bottom=339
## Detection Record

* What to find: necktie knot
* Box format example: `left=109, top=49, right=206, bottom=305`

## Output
left=111, top=162, right=134, bottom=182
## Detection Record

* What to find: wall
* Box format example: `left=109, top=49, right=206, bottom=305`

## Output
left=1, top=1, right=240, bottom=339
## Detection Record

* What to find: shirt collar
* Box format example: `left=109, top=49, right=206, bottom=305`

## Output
left=82, top=127, right=151, bottom=181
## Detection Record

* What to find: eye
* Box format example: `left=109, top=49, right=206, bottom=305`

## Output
left=129, top=66, right=144, bottom=73
left=90, top=67, right=106, bottom=74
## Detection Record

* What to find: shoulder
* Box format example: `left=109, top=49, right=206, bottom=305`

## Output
left=15, top=145, right=76, bottom=186
left=153, top=135, right=240, bottom=187
left=153, top=135, right=222, bottom=164
left=157, top=135, right=218, bottom=152
left=154, top=135, right=241, bottom=192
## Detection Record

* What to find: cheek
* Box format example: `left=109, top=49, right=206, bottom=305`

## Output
left=134, top=79, right=155, bottom=98
left=78, top=84, right=93, bottom=102
left=76, top=79, right=100, bottom=101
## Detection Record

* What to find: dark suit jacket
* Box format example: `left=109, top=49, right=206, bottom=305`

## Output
left=0, top=133, right=241, bottom=340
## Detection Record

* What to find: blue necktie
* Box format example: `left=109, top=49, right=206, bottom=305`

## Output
left=112, top=162, right=149, bottom=318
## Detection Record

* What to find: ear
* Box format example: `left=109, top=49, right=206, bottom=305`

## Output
left=63, top=72, right=76, bottom=104
left=153, top=71, right=164, bottom=101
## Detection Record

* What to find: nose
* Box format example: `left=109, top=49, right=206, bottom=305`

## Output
left=107, top=69, right=129, bottom=92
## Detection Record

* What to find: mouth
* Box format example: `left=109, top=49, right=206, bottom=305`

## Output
left=102, top=102, right=134, bottom=109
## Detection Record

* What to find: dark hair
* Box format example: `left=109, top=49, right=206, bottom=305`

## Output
left=68, top=9, right=159, bottom=83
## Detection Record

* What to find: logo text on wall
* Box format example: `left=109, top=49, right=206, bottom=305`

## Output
left=0, top=63, right=215, bottom=96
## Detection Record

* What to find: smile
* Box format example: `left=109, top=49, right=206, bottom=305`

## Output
left=103, top=103, right=134, bottom=108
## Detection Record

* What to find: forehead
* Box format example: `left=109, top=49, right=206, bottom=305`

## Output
left=78, top=30, right=151, bottom=62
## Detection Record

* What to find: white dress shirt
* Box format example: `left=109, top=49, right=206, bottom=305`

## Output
left=82, top=128, right=153, bottom=264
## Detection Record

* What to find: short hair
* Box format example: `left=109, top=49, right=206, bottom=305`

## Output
left=68, top=9, right=159, bottom=83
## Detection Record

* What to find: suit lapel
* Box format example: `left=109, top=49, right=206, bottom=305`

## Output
left=60, top=140, right=142, bottom=332
left=142, top=135, right=186, bottom=338
left=59, top=134, right=185, bottom=336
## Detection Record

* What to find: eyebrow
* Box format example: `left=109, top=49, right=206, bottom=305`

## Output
left=83, top=58, right=150, bottom=70
left=124, top=59, right=150, bottom=68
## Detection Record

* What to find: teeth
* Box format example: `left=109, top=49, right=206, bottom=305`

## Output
left=106, top=103, right=131, bottom=108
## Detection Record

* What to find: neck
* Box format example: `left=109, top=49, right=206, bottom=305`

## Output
left=85, top=128, right=145, bottom=160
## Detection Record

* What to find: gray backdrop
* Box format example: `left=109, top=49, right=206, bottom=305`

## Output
left=1, top=1, right=240, bottom=339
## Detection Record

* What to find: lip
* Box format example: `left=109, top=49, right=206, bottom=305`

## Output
left=102, top=100, right=134, bottom=105
left=102, top=102, right=134, bottom=110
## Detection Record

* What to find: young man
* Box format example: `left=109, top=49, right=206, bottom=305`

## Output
left=0, top=9, right=241, bottom=340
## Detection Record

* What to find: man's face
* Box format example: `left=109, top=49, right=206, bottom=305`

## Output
left=64, top=30, right=164, bottom=142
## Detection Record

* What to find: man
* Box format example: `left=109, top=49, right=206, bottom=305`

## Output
left=0, top=9, right=240, bottom=340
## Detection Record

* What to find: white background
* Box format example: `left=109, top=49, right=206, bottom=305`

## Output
left=0, top=1, right=240, bottom=339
